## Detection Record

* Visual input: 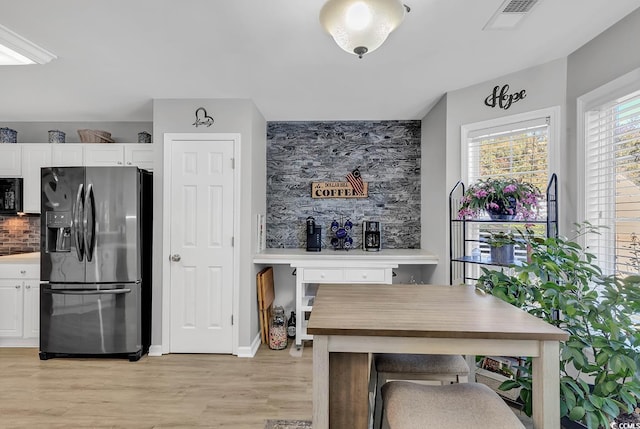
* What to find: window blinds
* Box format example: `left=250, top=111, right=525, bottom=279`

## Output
left=584, top=89, right=640, bottom=276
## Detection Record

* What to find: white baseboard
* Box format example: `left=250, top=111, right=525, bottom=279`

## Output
left=148, top=344, right=163, bottom=357
left=147, top=338, right=260, bottom=357
left=236, top=333, right=261, bottom=358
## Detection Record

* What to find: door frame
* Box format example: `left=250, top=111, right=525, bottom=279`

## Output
left=161, top=133, right=241, bottom=355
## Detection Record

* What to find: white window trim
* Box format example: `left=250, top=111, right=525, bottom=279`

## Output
left=576, top=67, right=640, bottom=233
left=460, top=106, right=561, bottom=187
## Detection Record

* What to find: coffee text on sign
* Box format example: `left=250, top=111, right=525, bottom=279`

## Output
left=312, top=182, right=368, bottom=199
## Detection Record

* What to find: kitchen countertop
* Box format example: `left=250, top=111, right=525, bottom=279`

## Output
left=253, top=248, right=438, bottom=265
left=0, top=252, right=40, bottom=264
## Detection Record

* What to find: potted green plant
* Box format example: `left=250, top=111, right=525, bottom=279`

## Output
left=458, top=177, right=542, bottom=220
left=486, top=231, right=518, bottom=265
left=476, top=224, right=640, bottom=429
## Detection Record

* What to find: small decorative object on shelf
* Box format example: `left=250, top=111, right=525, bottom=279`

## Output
left=137, top=131, right=151, bottom=143
left=330, top=218, right=354, bottom=250
left=0, top=127, right=17, bottom=143
left=78, top=129, right=114, bottom=143
left=48, top=130, right=66, bottom=143
left=269, top=306, right=288, bottom=350
left=457, top=177, right=541, bottom=220
left=487, top=231, right=517, bottom=265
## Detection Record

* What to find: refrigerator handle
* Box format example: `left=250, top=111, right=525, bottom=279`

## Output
left=84, top=183, right=96, bottom=262
left=73, top=183, right=84, bottom=261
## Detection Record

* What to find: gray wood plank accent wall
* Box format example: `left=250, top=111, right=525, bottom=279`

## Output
left=266, top=121, right=421, bottom=249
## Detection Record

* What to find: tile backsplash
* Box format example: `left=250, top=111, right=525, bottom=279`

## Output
left=0, top=215, right=40, bottom=256
left=266, top=120, right=421, bottom=249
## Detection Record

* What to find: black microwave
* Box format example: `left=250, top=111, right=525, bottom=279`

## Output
left=0, top=178, right=23, bottom=214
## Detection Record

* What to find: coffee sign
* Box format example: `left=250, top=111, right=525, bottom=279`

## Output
left=484, top=84, right=526, bottom=110
left=312, top=181, right=368, bottom=199
left=312, top=167, right=368, bottom=199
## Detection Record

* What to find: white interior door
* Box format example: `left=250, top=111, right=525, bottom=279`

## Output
left=169, top=139, right=235, bottom=353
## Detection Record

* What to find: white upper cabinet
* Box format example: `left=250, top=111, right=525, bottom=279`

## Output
left=124, top=144, right=154, bottom=170
left=85, top=144, right=153, bottom=169
left=0, top=145, right=22, bottom=176
left=84, top=144, right=127, bottom=166
left=52, top=144, right=84, bottom=166
left=22, top=144, right=52, bottom=213
left=17, top=143, right=152, bottom=213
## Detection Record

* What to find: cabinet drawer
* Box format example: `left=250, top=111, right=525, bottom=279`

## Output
left=302, top=268, right=344, bottom=283
left=344, top=268, right=388, bottom=283
left=0, top=264, right=39, bottom=279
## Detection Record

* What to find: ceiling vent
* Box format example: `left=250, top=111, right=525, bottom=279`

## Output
left=483, top=0, right=540, bottom=30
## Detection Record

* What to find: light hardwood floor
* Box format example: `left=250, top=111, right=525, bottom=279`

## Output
left=0, top=345, right=312, bottom=429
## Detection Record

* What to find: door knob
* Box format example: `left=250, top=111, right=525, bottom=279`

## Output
left=170, top=254, right=181, bottom=262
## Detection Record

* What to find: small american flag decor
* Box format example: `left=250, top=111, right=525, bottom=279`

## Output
left=311, top=168, right=368, bottom=199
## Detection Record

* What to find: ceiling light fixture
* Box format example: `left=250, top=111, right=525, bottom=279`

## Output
left=0, top=24, right=56, bottom=65
left=319, top=0, right=409, bottom=59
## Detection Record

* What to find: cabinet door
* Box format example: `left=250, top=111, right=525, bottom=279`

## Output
left=124, top=144, right=153, bottom=170
left=0, top=146, right=22, bottom=176
left=0, top=280, right=23, bottom=337
left=52, top=145, right=84, bottom=166
left=84, top=144, right=125, bottom=166
left=22, top=144, right=52, bottom=213
left=23, top=281, right=39, bottom=339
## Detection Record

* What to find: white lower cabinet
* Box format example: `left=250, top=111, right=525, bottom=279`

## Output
left=0, top=280, right=23, bottom=337
left=0, top=264, right=39, bottom=346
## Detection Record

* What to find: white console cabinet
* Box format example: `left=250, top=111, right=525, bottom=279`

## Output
left=294, top=265, right=394, bottom=345
left=253, top=249, right=438, bottom=348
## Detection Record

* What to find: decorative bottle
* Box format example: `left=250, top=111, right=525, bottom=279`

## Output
left=287, top=311, right=296, bottom=339
left=269, top=306, right=287, bottom=350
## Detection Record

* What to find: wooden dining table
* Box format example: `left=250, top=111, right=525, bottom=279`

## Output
left=307, top=283, right=569, bottom=429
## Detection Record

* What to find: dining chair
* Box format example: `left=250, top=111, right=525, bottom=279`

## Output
left=372, top=353, right=470, bottom=429
left=381, top=381, right=525, bottom=429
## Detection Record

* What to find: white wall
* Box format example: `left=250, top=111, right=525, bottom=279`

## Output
left=566, top=7, right=640, bottom=234
left=420, top=94, right=447, bottom=284
left=422, top=58, right=568, bottom=284
left=152, top=98, right=266, bottom=352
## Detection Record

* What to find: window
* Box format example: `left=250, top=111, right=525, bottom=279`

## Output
left=459, top=109, right=558, bottom=281
left=466, top=116, right=550, bottom=214
left=583, top=87, right=640, bottom=277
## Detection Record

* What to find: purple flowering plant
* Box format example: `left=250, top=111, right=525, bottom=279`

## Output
left=458, top=177, right=542, bottom=220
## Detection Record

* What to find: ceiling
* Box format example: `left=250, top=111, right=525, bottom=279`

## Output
left=1, top=0, right=639, bottom=122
